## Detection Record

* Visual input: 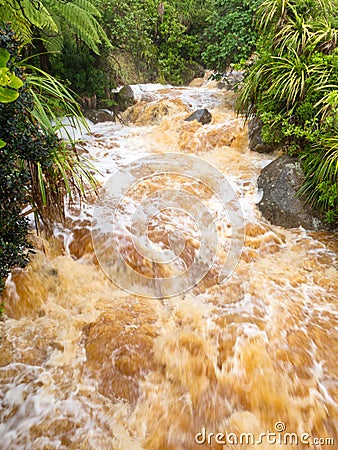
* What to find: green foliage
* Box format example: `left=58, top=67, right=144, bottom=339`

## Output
left=0, top=0, right=110, bottom=54
left=0, top=26, right=98, bottom=304
left=97, top=0, right=210, bottom=85
left=237, top=0, right=338, bottom=223
left=49, top=40, right=114, bottom=103
left=0, top=29, right=51, bottom=297
left=0, top=46, right=23, bottom=148
left=0, top=0, right=113, bottom=103
left=156, top=2, right=200, bottom=84
left=202, top=0, right=262, bottom=71
left=0, top=0, right=56, bottom=42
left=0, top=48, right=23, bottom=103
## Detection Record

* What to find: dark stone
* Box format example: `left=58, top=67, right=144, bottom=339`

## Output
left=184, top=108, right=212, bottom=125
left=216, top=70, right=244, bottom=90
left=257, top=155, right=332, bottom=230
left=217, top=82, right=233, bottom=91
left=83, top=109, right=114, bottom=124
left=248, top=117, right=275, bottom=153
left=116, top=85, right=136, bottom=112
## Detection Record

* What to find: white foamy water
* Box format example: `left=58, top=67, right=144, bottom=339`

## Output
left=1, top=77, right=337, bottom=450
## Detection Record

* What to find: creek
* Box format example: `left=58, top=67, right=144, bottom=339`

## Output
left=0, top=79, right=337, bottom=449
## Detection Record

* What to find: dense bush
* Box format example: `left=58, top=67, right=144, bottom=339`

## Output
left=93, top=0, right=210, bottom=85
left=49, top=40, right=115, bottom=108
left=0, top=28, right=61, bottom=295
left=202, top=0, right=262, bottom=71
left=0, top=25, right=98, bottom=303
left=237, top=0, right=338, bottom=223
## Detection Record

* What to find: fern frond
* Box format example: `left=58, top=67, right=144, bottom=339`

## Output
left=46, top=0, right=111, bottom=52
left=0, top=1, right=33, bottom=42
left=72, top=0, right=102, bottom=18
left=43, top=34, right=63, bottom=53
left=53, top=1, right=101, bottom=52
left=20, top=0, right=58, bottom=32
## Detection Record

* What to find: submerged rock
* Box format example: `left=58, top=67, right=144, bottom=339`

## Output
left=83, top=109, right=114, bottom=124
left=248, top=117, right=275, bottom=153
left=123, top=98, right=188, bottom=125
left=217, top=81, right=233, bottom=91
left=184, top=108, right=212, bottom=125
left=257, top=155, right=332, bottom=230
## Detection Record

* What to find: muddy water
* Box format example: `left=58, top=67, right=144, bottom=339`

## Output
left=1, top=80, right=338, bottom=449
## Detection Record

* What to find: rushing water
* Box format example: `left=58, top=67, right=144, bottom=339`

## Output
left=1, top=79, right=337, bottom=449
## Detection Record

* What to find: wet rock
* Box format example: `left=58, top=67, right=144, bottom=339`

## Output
left=257, top=155, right=332, bottom=230
left=216, top=70, right=244, bottom=90
left=116, top=85, right=136, bottom=111
left=123, top=99, right=188, bottom=125
left=83, top=109, right=114, bottom=124
left=248, top=117, right=275, bottom=153
left=185, top=108, right=212, bottom=125
left=216, top=81, right=233, bottom=91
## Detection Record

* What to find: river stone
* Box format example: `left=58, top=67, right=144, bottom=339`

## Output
left=257, top=155, right=331, bottom=230
left=184, top=108, right=212, bottom=125
left=217, top=70, right=244, bottom=90
left=248, top=117, right=275, bottom=153
left=83, top=109, right=114, bottom=124
left=217, top=81, right=233, bottom=91
left=116, top=85, right=136, bottom=111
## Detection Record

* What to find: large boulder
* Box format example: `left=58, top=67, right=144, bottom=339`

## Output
left=115, top=85, right=136, bottom=112
left=257, top=155, right=332, bottom=230
left=83, top=109, right=114, bottom=124
left=248, top=117, right=275, bottom=153
left=184, top=108, right=212, bottom=125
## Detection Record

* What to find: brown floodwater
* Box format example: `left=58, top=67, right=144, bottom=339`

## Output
left=1, top=79, right=337, bottom=449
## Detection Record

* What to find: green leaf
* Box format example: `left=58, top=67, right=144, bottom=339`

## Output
left=0, top=48, right=10, bottom=67
left=0, top=86, right=19, bottom=103
left=0, top=139, right=6, bottom=148
left=7, top=72, right=24, bottom=89
left=37, top=162, right=47, bottom=206
left=0, top=67, right=10, bottom=86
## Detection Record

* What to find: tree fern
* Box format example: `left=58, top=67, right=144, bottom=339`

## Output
left=0, top=0, right=57, bottom=41
left=0, top=0, right=111, bottom=53
left=72, top=0, right=102, bottom=18
left=21, top=0, right=57, bottom=31
left=54, top=2, right=102, bottom=52
left=0, top=0, right=33, bottom=42
left=44, top=0, right=111, bottom=53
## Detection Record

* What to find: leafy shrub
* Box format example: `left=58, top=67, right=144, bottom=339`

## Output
left=0, top=28, right=58, bottom=295
left=202, top=0, right=262, bottom=71
left=237, top=0, right=338, bottom=223
left=50, top=39, right=115, bottom=106
left=0, top=26, right=96, bottom=301
left=97, top=0, right=210, bottom=85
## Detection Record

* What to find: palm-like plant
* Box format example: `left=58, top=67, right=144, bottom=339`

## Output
left=24, top=66, right=98, bottom=227
left=237, top=0, right=338, bottom=223
left=258, top=0, right=334, bottom=32
left=0, top=22, right=99, bottom=229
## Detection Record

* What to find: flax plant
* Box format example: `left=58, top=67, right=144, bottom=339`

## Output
left=237, top=0, right=338, bottom=223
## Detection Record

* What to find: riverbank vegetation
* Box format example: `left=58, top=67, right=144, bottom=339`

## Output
left=237, top=0, right=338, bottom=223
left=0, top=0, right=337, bottom=300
